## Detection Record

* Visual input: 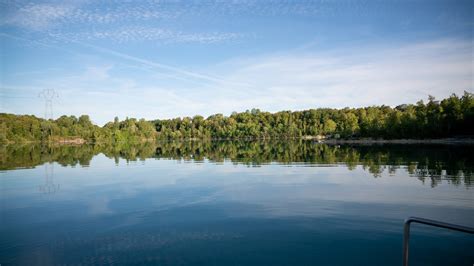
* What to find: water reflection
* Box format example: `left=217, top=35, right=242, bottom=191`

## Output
left=1, top=141, right=473, bottom=265
left=38, top=163, right=60, bottom=194
left=1, top=140, right=473, bottom=187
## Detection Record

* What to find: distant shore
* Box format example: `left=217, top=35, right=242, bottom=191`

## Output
left=319, top=138, right=474, bottom=145
left=3, top=137, right=474, bottom=146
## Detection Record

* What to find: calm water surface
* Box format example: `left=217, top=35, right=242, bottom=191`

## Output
left=1, top=141, right=473, bottom=265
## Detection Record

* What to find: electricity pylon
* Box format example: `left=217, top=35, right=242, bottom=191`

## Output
left=38, top=88, right=59, bottom=120
left=38, top=89, right=60, bottom=194
left=39, top=162, right=60, bottom=194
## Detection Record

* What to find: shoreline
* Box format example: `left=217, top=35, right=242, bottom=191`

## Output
left=3, top=137, right=474, bottom=146
left=320, top=138, right=474, bottom=145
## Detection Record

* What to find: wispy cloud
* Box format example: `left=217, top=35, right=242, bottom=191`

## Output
left=1, top=2, right=242, bottom=44
left=1, top=0, right=360, bottom=43
left=48, top=26, right=242, bottom=44
left=63, top=39, right=232, bottom=85
left=1, top=2, right=173, bottom=30
left=2, top=3, right=72, bottom=30
left=1, top=31, right=249, bottom=92
left=204, top=39, right=472, bottom=111
left=68, top=5, right=175, bottom=24
left=4, top=38, right=469, bottom=125
left=1, top=1, right=472, bottom=125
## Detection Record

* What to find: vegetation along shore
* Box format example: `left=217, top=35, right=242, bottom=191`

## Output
left=1, top=92, right=473, bottom=144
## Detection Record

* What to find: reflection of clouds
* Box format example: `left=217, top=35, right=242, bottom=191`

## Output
left=3, top=156, right=473, bottom=220
left=87, top=196, right=113, bottom=215
left=212, top=173, right=473, bottom=211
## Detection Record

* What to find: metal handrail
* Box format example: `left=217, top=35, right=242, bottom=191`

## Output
left=403, top=216, right=474, bottom=266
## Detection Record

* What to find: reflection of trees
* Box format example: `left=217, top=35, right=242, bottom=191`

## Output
left=0, top=144, right=100, bottom=169
left=1, top=141, right=472, bottom=187
left=96, top=142, right=157, bottom=163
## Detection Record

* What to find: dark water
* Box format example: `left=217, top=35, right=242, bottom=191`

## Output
left=1, top=141, right=473, bottom=265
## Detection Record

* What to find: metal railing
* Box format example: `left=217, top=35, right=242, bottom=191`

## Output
left=403, top=216, right=474, bottom=266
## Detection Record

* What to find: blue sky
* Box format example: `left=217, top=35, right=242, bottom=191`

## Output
left=1, top=0, right=473, bottom=125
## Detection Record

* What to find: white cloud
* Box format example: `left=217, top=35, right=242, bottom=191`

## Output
left=1, top=0, right=359, bottom=44
left=3, top=3, right=72, bottom=30
left=2, top=38, right=472, bottom=125
left=83, top=65, right=113, bottom=80
left=201, top=38, right=473, bottom=112
left=2, top=2, right=172, bottom=30
left=48, top=26, right=242, bottom=44
left=90, top=39, right=473, bottom=122
left=1, top=2, right=242, bottom=44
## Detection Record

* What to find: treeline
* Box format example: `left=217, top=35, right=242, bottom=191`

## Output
left=1, top=141, right=472, bottom=187
left=154, top=92, right=474, bottom=140
left=1, top=92, right=473, bottom=144
left=0, top=114, right=156, bottom=144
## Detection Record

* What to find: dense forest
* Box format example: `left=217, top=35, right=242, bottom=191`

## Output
left=0, top=115, right=156, bottom=144
left=1, top=92, right=473, bottom=144
left=1, top=141, right=472, bottom=187
left=154, top=92, right=473, bottom=140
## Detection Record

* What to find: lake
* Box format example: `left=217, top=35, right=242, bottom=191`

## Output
left=1, top=141, right=473, bottom=265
